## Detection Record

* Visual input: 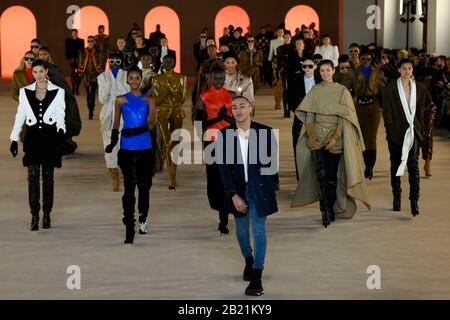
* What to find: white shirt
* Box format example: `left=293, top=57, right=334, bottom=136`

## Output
left=304, top=75, right=316, bottom=94
left=268, top=37, right=284, bottom=62
left=238, top=134, right=249, bottom=183
left=160, top=46, right=168, bottom=62
left=314, top=45, right=339, bottom=66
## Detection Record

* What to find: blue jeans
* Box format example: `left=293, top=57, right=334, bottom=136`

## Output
left=234, top=188, right=267, bottom=270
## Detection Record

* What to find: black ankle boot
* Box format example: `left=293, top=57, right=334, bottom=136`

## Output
left=411, top=200, right=419, bottom=217
left=243, top=256, right=254, bottom=281
left=393, top=197, right=401, bottom=211
left=43, top=212, right=51, bottom=229
left=321, top=210, right=331, bottom=228
left=245, top=269, right=264, bottom=296
left=218, top=212, right=229, bottom=235
left=124, top=225, right=135, bottom=244
left=30, top=213, right=39, bottom=231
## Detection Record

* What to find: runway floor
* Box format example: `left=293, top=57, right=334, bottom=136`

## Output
left=1, top=81, right=449, bottom=299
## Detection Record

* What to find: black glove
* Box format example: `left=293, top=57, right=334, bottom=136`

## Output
left=105, top=129, right=119, bottom=153
left=10, top=141, right=18, bottom=158
left=218, top=105, right=228, bottom=119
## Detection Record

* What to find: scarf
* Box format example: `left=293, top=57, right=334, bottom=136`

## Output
left=396, top=78, right=417, bottom=176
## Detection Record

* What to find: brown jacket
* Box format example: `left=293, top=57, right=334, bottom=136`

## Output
left=344, top=66, right=386, bottom=102
left=239, top=49, right=263, bottom=78
left=11, top=68, right=31, bottom=101
left=382, top=79, right=427, bottom=146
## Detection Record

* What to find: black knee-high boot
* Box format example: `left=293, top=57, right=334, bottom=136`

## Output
left=317, top=169, right=331, bottom=228
left=42, top=165, right=54, bottom=229
left=28, top=165, right=40, bottom=231
left=409, top=163, right=420, bottom=217
left=391, top=166, right=402, bottom=211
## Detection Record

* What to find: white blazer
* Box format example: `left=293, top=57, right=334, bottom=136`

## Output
left=98, top=69, right=129, bottom=132
left=10, top=82, right=66, bottom=142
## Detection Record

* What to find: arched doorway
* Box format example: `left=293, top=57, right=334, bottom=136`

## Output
left=215, top=5, right=250, bottom=47
left=76, top=6, right=109, bottom=43
left=285, top=5, right=320, bottom=35
left=0, top=6, right=37, bottom=78
left=144, top=6, right=181, bottom=73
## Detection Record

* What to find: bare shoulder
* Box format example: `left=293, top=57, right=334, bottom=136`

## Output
left=115, top=95, right=128, bottom=105
left=145, top=95, right=155, bottom=105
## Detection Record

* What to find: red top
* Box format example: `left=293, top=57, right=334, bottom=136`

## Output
left=25, top=67, right=33, bottom=84
left=200, top=86, right=233, bottom=141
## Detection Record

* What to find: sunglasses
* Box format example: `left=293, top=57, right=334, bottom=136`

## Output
left=361, top=57, right=372, bottom=61
left=25, top=57, right=35, bottom=61
left=339, top=66, right=350, bottom=70
left=303, top=64, right=314, bottom=69
left=88, top=40, right=95, bottom=43
left=349, top=49, right=359, bottom=53
left=247, top=40, right=254, bottom=43
left=200, top=36, right=207, bottom=38
left=31, top=45, right=39, bottom=49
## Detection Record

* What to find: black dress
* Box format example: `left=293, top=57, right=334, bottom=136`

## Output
left=22, top=89, right=62, bottom=168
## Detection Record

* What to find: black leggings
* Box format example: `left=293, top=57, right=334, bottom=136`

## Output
left=118, top=149, right=154, bottom=226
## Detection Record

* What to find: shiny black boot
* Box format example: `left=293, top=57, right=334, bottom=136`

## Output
left=43, top=212, right=51, bottom=229
left=42, top=166, right=54, bottom=229
left=31, top=212, right=39, bottom=231
left=411, top=200, right=419, bottom=217
left=124, top=224, right=135, bottom=244
left=245, top=269, right=264, bottom=296
left=28, top=165, right=41, bottom=231
left=243, top=256, right=254, bottom=281
left=391, top=166, right=402, bottom=212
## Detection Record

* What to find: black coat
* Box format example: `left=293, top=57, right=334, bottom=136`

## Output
left=47, top=64, right=82, bottom=137
left=193, top=43, right=208, bottom=70
left=155, top=48, right=176, bottom=73
left=382, top=80, right=427, bottom=146
left=218, top=122, right=278, bottom=217
left=287, top=73, right=322, bottom=113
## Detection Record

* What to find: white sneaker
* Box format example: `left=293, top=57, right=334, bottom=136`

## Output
left=139, top=221, right=148, bottom=234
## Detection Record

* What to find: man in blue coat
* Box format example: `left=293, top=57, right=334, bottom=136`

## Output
left=217, top=96, right=278, bottom=296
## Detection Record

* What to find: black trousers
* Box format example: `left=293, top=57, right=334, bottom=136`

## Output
left=313, top=148, right=341, bottom=212
left=85, top=83, right=98, bottom=111
left=292, top=116, right=302, bottom=181
left=118, top=149, right=154, bottom=226
left=68, top=58, right=81, bottom=94
left=388, top=138, right=420, bottom=201
left=27, top=164, right=54, bottom=214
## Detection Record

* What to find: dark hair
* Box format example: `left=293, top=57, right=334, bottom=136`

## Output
left=127, top=66, right=142, bottom=78
left=223, top=51, right=240, bottom=64
left=39, top=46, right=50, bottom=53
left=98, top=25, right=105, bottom=29
left=338, top=54, right=350, bottom=64
left=31, top=39, right=41, bottom=44
left=321, top=34, right=331, bottom=40
left=71, top=29, right=78, bottom=33
left=319, top=59, right=335, bottom=70
left=438, top=55, right=447, bottom=61
left=31, top=59, right=48, bottom=69
left=302, top=54, right=315, bottom=63
left=109, top=52, right=122, bottom=60
left=211, top=65, right=225, bottom=75
left=349, top=43, right=360, bottom=49
left=398, top=58, right=414, bottom=69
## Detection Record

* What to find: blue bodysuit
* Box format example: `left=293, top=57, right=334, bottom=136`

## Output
left=120, top=92, right=152, bottom=151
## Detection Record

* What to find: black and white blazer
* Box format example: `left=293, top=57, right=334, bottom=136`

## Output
left=10, top=82, right=66, bottom=142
